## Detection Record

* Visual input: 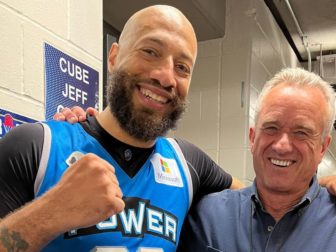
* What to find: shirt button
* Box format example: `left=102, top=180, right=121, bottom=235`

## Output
left=267, top=226, right=273, bottom=232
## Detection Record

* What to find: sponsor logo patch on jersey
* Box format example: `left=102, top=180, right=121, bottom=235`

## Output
left=150, top=153, right=183, bottom=187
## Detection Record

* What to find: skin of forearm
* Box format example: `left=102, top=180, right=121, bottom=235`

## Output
left=0, top=153, right=125, bottom=252
left=0, top=224, right=29, bottom=252
left=0, top=194, right=65, bottom=252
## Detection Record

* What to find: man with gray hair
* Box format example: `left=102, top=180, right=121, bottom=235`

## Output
left=178, top=67, right=336, bottom=252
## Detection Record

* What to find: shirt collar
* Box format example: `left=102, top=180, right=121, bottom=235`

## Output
left=250, top=175, right=320, bottom=215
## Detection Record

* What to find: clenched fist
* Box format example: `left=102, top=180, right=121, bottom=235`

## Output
left=43, top=153, right=125, bottom=232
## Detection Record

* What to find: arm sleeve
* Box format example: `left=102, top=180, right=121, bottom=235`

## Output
left=0, top=123, right=43, bottom=218
left=177, top=196, right=215, bottom=252
left=174, top=138, right=232, bottom=202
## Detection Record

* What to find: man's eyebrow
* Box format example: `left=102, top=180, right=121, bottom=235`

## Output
left=261, top=119, right=279, bottom=126
left=261, top=120, right=316, bottom=133
left=294, top=124, right=315, bottom=134
left=145, top=37, right=164, bottom=46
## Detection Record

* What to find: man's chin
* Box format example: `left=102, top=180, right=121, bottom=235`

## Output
left=137, top=108, right=172, bottom=121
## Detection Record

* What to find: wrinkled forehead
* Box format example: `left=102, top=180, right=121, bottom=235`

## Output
left=259, top=84, right=329, bottom=127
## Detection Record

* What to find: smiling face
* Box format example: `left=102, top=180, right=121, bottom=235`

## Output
left=249, top=83, right=331, bottom=195
left=107, top=70, right=186, bottom=141
left=106, top=5, right=197, bottom=141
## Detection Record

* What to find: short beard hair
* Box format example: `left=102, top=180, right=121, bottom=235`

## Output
left=106, top=70, right=186, bottom=141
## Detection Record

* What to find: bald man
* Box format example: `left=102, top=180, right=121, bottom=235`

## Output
left=0, top=5, right=240, bottom=252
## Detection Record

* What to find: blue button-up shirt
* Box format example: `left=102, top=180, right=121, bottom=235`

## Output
left=178, top=176, right=336, bottom=252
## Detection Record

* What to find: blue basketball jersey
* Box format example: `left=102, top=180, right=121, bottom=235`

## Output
left=34, top=121, right=193, bottom=252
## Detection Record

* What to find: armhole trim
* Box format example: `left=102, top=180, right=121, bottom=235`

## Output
left=34, top=123, right=51, bottom=196
left=167, top=138, right=193, bottom=209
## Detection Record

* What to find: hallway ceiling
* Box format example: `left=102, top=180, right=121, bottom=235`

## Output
left=266, top=0, right=336, bottom=62
left=103, top=0, right=226, bottom=42
left=104, top=0, right=336, bottom=63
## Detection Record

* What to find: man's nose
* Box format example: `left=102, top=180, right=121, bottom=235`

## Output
left=272, top=132, right=293, bottom=153
left=149, top=57, right=177, bottom=89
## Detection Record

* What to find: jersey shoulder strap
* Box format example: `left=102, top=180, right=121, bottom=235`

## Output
left=166, top=137, right=193, bottom=209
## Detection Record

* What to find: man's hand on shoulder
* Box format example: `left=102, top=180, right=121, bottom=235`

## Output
left=319, top=175, right=336, bottom=195
left=53, top=106, right=98, bottom=123
left=230, top=177, right=245, bottom=189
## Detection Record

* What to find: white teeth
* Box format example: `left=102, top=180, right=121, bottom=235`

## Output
left=140, top=87, right=168, bottom=104
left=270, top=158, right=293, bottom=167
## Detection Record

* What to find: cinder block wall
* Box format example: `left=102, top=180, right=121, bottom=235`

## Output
left=0, top=0, right=103, bottom=121
left=175, top=0, right=336, bottom=183
left=173, top=0, right=302, bottom=184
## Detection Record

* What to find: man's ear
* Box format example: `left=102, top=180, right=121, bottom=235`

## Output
left=249, top=127, right=256, bottom=152
left=319, top=135, right=332, bottom=162
left=108, top=42, right=119, bottom=73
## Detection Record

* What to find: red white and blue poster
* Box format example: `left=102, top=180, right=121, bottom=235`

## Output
left=44, top=43, right=99, bottom=120
left=0, top=108, right=37, bottom=139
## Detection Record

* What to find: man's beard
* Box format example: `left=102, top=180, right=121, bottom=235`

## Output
left=106, top=70, right=186, bottom=141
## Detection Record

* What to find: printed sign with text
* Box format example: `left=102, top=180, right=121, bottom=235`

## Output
left=44, top=43, right=99, bottom=120
left=0, top=108, right=36, bottom=139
